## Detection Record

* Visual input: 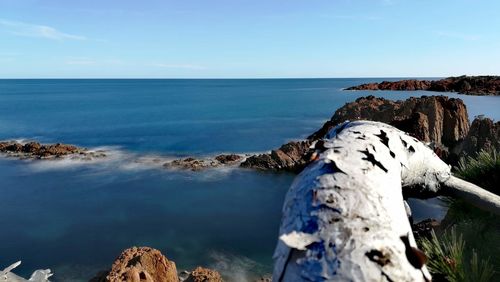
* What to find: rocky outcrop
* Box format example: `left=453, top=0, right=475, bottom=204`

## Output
left=163, top=154, right=243, bottom=171
left=0, top=140, right=106, bottom=160
left=91, top=247, right=223, bottom=282
left=309, top=95, right=469, bottom=148
left=105, top=247, right=179, bottom=282
left=453, top=117, right=500, bottom=157
left=242, top=95, right=470, bottom=172
left=184, top=267, right=222, bottom=282
left=345, top=75, right=500, bottom=96
left=240, top=140, right=312, bottom=172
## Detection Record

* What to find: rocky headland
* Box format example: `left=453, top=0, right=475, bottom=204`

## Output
left=242, top=95, right=498, bottom=172
left=345, top=75, right=500, bottom=96
left=0, top=141, right=106, bottom=160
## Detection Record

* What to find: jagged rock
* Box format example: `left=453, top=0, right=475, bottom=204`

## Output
left=0, top=140, right=105, bottom=160
left=214, top=154, right=242, bottom=164
left=164, top=154, right=243, bottom=171
left=240, top=140, right=312, bottom=172
left=453, top=117, right=500, bottom=157
left=346, top=79, right=431, bottom=91
left=345, top=75, right=500, bottom=96
left=106, top=247, right=179, bottom=282
left=309, top=95, right=469, bottom=148
left=184, top=267, right=222, bottom=282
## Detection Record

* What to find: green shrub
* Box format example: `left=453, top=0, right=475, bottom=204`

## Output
left=455, top=149, right=500, bottom=194
left=419, top=227, right=495, bottom=282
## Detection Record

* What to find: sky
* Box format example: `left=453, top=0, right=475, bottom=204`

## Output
left=0, top=0, right=499, bottom=78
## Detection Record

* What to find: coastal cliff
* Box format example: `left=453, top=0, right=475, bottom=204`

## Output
left=345, top=75, right=500, bottom=96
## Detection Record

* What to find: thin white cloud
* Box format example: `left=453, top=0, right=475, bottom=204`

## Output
left=151, top=63, right=207, bottom=70
left=329, top=15, right=382, bottom=21
left=435, top=31, right=480, bottom=41
left=64, top=57, right=124, bottom=66
left=0, top=19, right=86, bottom=41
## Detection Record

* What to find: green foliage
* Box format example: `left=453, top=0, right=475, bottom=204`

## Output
left=419, top=227, right=495, bottom=282
left=455, top=149, right=500, bottom=194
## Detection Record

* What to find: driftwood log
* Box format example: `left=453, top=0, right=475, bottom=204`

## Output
left=273, top=120, right=500, bottom=281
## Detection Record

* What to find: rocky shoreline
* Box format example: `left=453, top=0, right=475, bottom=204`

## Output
left=2, top=95, right=498, bottom=174
left=241, top=95, right=499, bottom=172
left=345, top=75, right=500, bottom=96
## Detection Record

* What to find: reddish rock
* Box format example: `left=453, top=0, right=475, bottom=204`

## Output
left=106, top=247, right=179, bottom=282
left=346, top=75, right=500, bottom=96
left=308, top=95, right=469, bottom=148
left=453, top=117, right=500, bottom=157
left=0, top=140, right=88, bottom=159
left=240, top=140, right=312, bottom=172
left=184, top=267, right=222, bottom=282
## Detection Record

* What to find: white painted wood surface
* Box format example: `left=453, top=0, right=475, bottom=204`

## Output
left=273, top=120, right=461, bottom=281
left=1, top=261, right=52, bottom=282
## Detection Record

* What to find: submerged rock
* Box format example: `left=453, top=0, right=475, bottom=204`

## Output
left=345, top=75, right=500, bottom=96
left=164, top=154, right=244, bottom=171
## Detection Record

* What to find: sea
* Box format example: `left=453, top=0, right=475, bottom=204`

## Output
left=0, top=79, right=499, bottom=281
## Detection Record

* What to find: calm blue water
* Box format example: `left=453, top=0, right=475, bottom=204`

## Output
left=0, top=79, right=499, bottom=281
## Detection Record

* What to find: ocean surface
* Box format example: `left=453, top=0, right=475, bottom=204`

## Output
left=1, top=79, right=499, bottom=281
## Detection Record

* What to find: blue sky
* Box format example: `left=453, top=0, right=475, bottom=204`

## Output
left=0, top=0, right=499, bottom=78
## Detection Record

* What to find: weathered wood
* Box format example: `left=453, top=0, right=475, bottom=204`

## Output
left=274, top=120, right=452, bottom=281
left=1, top=261, right=52, bottom=282
left=442, top=176, right=500, bottom=215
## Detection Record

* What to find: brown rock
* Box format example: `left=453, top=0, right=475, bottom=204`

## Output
left=214, top=154, right=242, bottom=164
left=453, top=117, right=500, bottom=157
left=240, top=140, right=312, bottom=172
left=308, top=95, right=469, bottom=148
left=184, top=267, right=222, bottom=282
left=106, top=247, right=178, bottom=282
left=346, top=75, right=500, bottom=96
left=23, top=142, right=42, bottom=153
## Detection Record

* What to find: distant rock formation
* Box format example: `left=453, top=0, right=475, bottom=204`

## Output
left=242, top=95, right=470, bottom=171
left=0, top=141, right=106, bottom=160
left=345, top=75, right=500, bottom=96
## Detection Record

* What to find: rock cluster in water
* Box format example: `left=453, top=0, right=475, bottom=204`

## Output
left=164, top=154, right=244, bottom=171
left=242, top=95, right=497, bottom=171
left=91, top=247, right=222, bottom=282
left=345, top=75, right=500, bottom=96
left=0, top=141, right=106, bottom=160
